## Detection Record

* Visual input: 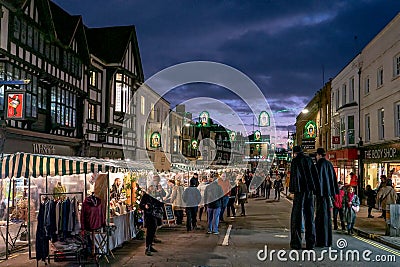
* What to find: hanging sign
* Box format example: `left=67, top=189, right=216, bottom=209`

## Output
left=5, top=91, right=25, bottom=120
left=150, top=131, right=161, bottom=148
left=304, top=120, right=317, bottom=138
left=332, top=136, right=340, bottom=144
left=259, top=111, right=270, bottom=127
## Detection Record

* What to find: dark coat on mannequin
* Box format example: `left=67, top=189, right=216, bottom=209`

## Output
left=315, top=156, right=339, bottom=247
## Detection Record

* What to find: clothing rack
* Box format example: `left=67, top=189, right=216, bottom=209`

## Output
left=30, top=191, right=83, bottom=266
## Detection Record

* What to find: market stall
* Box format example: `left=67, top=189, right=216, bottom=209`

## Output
left=0, top=152, right=153, bottom=263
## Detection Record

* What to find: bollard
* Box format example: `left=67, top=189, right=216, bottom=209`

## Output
left=389, top=204, right=400, bottom=237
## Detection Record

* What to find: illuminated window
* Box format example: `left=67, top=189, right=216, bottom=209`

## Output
left=151, top=103, right=155, bottom=120
left=88, top=103, right=96, bottom=120
left=89, top=71, right=97, bottom=87
left=115, top=72, right=131, bottom=112
left=141, top=96, right=145, bottom=115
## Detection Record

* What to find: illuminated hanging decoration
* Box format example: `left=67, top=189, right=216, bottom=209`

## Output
left=229, top=131, right=236, bottom=141
left=287, top=138, right=294, bottom=150
left=259, top=111, right=270, bottom=127
left=254, top=130, right=261, bottom=141
left=199, top=111, right=210, bottom=126
left=304, top=120, right=317, bottom=138
left=150, top=131, right=161, bottom=148
left=191, top=139, right=199, bottom=149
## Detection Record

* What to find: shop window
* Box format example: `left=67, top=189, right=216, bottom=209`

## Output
left=378, top=108, right=384, bottom=140
left=365, top=114, right=370, bottom=142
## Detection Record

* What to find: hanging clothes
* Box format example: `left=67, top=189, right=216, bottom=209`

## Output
left=36, top=200, right=50, bottom=262
left=81, top=194, right=105, bottom=231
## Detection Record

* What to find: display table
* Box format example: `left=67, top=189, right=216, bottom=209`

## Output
left=97, top=211, right=136, bottom=251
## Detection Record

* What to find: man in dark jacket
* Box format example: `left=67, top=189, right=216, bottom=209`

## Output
left=183, top=179, right=202, bottom=231
left=289, top=146, right=319, bottom=250
left=204, top=176, right=224, bottom=234
left=315, top=148, right=339, bottom=247
left=139, top=192, right=164, bottom=256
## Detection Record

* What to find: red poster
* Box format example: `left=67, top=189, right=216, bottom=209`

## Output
left=6, top=93, right=24, bottom=119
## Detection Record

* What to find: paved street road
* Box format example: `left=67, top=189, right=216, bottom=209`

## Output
left=115, top=195, right=400, bottom=267
left=3, top=195, right=399, bottom=266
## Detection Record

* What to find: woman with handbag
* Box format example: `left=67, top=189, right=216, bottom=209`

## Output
left=236, top=178, right=248, bottom=216
left=342, top=186, right=360, bottom=235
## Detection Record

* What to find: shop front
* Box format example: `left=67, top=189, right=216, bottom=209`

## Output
left=327, top=148, right=358, bottom=184
left=363, top=142, right=400, bottom=191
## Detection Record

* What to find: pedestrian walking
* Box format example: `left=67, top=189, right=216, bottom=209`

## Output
left=198, top=176, right=208, bottom=221
left=264, top=175, right=272, bottom=199
left=314, top=148, right=339, bottom=247
left=227, top=184, right=237, bottom=218
left=376, top=178, right=398, bottom=221
left=183, top=179, right=201, bottom=231
left=285, top=171, right=290, bottom=196
left=218, top=172, right=231, bottom=222
left=273, top=176, right=283, bottom=201
left=236, top=177, right=248, bottom=216
left=289, top=145, right=319, bottom=250
left=171, top=180, right=185, bottom=225
left=364, top=184, right=377, bottom=218
left=343, top=186, right=360, bottom=235
left=332, top=181, right=346, bottom=231
left=139, top=192, right=164, bottom=256
left=203, top=176, right=224, bottom=234
left=377, top=175, right=388, bottom=218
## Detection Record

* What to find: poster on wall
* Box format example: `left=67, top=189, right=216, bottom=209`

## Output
left=5, top=91, right=25, bottom=120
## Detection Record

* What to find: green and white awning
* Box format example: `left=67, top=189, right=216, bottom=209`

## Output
left=0, top=153, right=154, bottom=178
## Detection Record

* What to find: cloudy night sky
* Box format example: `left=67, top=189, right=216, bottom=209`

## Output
left=53, top=0, right=400, bottom=145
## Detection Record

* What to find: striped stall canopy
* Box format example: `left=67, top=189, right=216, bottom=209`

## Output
left=0, top=153, right=154, bottom=178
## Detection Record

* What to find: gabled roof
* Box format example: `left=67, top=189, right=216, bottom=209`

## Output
left=49, top=1, right=81, bottom=46
left=85, top=26, right=134, bottom=64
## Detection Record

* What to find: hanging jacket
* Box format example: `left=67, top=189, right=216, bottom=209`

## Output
left=81, top=195, right=105, bottom=231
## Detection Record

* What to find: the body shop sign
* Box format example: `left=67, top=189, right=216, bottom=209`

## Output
left=363, top=143, right=400, bottom=161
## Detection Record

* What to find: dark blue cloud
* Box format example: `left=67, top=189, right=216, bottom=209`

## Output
left=53, top=0, right=400, bottom=131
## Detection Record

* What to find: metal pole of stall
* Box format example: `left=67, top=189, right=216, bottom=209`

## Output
left=5, top=177, right=12, bottom=259
left=28, top=175, right=31, bottom=259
